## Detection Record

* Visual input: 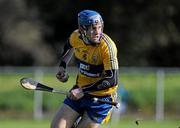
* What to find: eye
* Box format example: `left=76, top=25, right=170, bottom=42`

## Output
left=98, top=26, right=101, bottom=29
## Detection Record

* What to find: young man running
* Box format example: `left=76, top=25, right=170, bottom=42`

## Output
left=51, top=10, right=119, bottom=128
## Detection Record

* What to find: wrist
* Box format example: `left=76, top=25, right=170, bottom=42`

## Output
left=81, top=87, right=89, bottom=93
left=59, top=61, right=66, bottom=69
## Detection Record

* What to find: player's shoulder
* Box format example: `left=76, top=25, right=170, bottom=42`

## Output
left=69, top=29, right=82, bottom=47
left=70, top=29, right=80, bottom=39
left=100, top=33, right=117, bottom=49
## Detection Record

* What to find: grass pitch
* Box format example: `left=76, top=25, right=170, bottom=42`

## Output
left=0, top=119, right=179, bottom=128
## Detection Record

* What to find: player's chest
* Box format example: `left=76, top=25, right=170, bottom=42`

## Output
left=74, top=46, right=102, bottom=64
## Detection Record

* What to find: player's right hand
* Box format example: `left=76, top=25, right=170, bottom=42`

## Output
left=56, top=67, right=69, bottom=83
left=68, top=88, right=84, bottom=100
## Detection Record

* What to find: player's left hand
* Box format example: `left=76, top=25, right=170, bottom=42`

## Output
left=68, top=88, right=84, bottom=100
left=56, top=67, right=69, bottom=83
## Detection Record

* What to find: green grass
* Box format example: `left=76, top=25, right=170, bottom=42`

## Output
left=0, top=119, right=49, bottom=128
left=110, top=119, right=179, bottom=128
left=0, top=70, right=179, bottom=119
left=0, top=119, right=179, bottom=128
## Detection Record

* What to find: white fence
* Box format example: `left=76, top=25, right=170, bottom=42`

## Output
left=0, top=66, right=180, bottom=120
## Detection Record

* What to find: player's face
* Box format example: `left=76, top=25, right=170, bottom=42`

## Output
left=86, top=22, right=103, bottom=43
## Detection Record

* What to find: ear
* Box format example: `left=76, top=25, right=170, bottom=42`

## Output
left=80, top=25, right=89, bottom=31
left=79, top=25, right=84, bottom=32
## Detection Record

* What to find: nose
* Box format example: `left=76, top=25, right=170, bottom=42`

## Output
left=94, top=27, right=101, bottom=35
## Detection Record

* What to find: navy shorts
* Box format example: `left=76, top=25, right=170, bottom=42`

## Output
left=64, top=94, right=113, bottom=124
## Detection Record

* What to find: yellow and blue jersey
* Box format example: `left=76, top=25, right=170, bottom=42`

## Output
left=69, top=30, right=119, bottom=96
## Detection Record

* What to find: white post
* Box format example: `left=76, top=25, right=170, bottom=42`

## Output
left=33, top=68, right=43, bottom=120
left=156, top=69, right=164, bottom=121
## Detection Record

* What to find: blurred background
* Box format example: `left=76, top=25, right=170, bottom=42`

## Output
left=0, top=0, right=179, bottom=128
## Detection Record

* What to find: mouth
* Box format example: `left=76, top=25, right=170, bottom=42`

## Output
left=92, top=35, right=100, bottom=40
left=92, top=38, right=100, bottom=42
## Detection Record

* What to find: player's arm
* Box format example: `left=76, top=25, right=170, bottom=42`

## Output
left=81, top=69, right=118, bottom=93
left=59, top=39, right=74, bottom=68
left=69, top=69, right=118, bottom=100
left=82, top=36, right=119, bottom=92
left=56, top=39, right=74, bottom=82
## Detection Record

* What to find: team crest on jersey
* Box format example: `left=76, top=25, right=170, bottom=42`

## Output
left=82, top=50, right=88, bottom=60
left=92, top=54, right=98, bottom=63
left=83, top=54, right=87, bottom=60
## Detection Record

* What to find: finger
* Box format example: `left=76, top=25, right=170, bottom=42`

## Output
left=57, top=72, right=65, bottom=78
left=56, top=73, right=66, bottom=80
left=61, top=75, right=67, bottom=79
left=69, top=91, right=78, bottom=100
left=56, top=74, right=60, bottom=78
left=56, top=74, right=62, bottom=80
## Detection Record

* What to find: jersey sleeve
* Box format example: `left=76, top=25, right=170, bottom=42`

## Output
left=82, top=69, right=118, bottom=92
left=102, top=35, right=119, bottom=70
left=59, top=30, right=79, bottom=68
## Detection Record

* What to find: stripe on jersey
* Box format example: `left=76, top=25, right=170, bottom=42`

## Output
left=102, top=35, right=118, bottom=69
